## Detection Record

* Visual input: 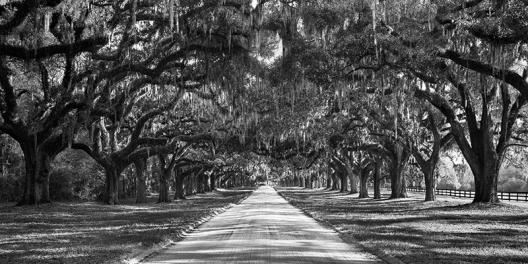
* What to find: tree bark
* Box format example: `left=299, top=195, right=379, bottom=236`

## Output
left=390, top=163, right=408, bottom=199
left=471, top=157, right=500, bottom=203
left=196, top=174, right=203, bottom=193
left=450, top=126, right=501, bottom=203
left=209, top=173, right=216, bottom=192
left=202, top=174, right=208, bottom=192
left=38, top=153, right=52, bottom=203
left=157, top=154, right=172, bottom=203
left=174, top=168, right=186, bottom=200
left=118, top=173, right=126, bottom=199
left=197, top=173, right=206, bottom=193
left=17, top=143, right=55, bottom=205
left=348, top=172, right=359, bottom=194
left=18, top=143, right=38, bottom=205
left=204, top=174, right=211, bottom=192
left=373, top=160, right=381, bottom=199
left=415, top=83, right=523, bottom=204
left=17, top=148, right=64, bottom=206
left=340, top=172, right=348, bottom=193
left=331, top=173, right=339, bottom=190
left=343, top=157, right=358, bottom=194
left=134, top=159, right=147, bottom=203
left=358, top=168, right=370, bottom=198
left=186, top=172, right=194, bottom=195
left=158, top=167, right=171, bottom=203
left=389, top=145, right=409, bottom=199
left=423, top=164, right=437, bottom=202
left=104, top=167, right=122, bottom=205
left=184, top=173, right=191, bottom=195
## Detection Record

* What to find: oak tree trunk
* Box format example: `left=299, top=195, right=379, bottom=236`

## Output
left=186, top=172, right=194, bottom=195
left=471, top=158, right=500, bottom=203
left=348, top=172, right=359, bottom=194
left=390, top=164, right=407, bottom=199
left=331, top=174, right=339, bottom=190
left=359, top=169, right=369, bottom=198
left=134, top=159, right=147, bottom=203
left=104, top=167, right=122, bottom=205
left=456, top=130, right=501, bottom=203
left=373, top=161, right=381, bottom=199
left=18, top=144, right=38, bottom=205
left=210, top=174, right=216, bottom=191
left=204, top=174, right=211, bottom=192
left=38, top=153, right=52, bottom=203
left=174, top=168, right=185, bottom=200
left=389, top=146, right=409, bottom=199
left=423, top=164, right=437, bottom=202
left=196, top=174, right=204, bottom=193
left=158, top=168, right=170, bottom=203
left=18, top=144, right=53, bottom=205
left=340, top=172, right=348, bottom=193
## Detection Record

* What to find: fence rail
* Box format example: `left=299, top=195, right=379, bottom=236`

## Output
left=407, top=187, right=528, bottom=202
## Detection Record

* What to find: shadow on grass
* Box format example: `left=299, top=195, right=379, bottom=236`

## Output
left=0, top=189, right=251, bottom=264
left=277, top=187, right=528, bottom=264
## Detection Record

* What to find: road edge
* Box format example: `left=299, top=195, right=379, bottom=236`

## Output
left=121, top=191, right=253, bottom=264
left=274, top=187, right=406, bottom=264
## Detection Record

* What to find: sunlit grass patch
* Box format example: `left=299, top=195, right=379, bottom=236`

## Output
left=278, top=187, right=528, bottom=264
left=0, top=189, right=251, bottom=264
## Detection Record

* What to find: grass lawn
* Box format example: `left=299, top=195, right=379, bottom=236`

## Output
left=0, top=189, right=252, bottom=264
left=277, top=187, right=528, bottom=264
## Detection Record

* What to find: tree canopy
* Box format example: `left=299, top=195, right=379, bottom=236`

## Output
left=1, top=0, right=528, bottom=205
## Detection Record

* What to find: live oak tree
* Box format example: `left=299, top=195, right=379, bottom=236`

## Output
left=407, top=108, right=455, bottom=201
left=362, top=87, right=453, bottom=201
left=263, top=0, right=400, bottom=197
left=389, top=0, right=528, bottom=203
left=358, top=0, right=528, bottom=203
left=353, top=151, right=374, bottom=198
left=289, top=0, right=528, bottom=203
left=69, top=0, right=264, bottom=204
left=3, top=0, right=528, bottom=206
left=157, top=144, right=189, bottom=203
left=327, top=0, right=528, bottom=204
left=0, top=0, right=108, bottom=205
left=430, top=1, right=528, bottom=203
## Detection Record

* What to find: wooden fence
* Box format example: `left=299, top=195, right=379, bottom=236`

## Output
left=407, top=187, right=528, bottom=202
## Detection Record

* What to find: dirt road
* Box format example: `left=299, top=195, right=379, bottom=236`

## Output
left=142, top=186, right=382, bottom=264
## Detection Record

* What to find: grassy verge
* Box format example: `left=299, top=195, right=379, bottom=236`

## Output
left=277, top=187, right=528, bottom=264
left=0, top=189, right=252, bottom=264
